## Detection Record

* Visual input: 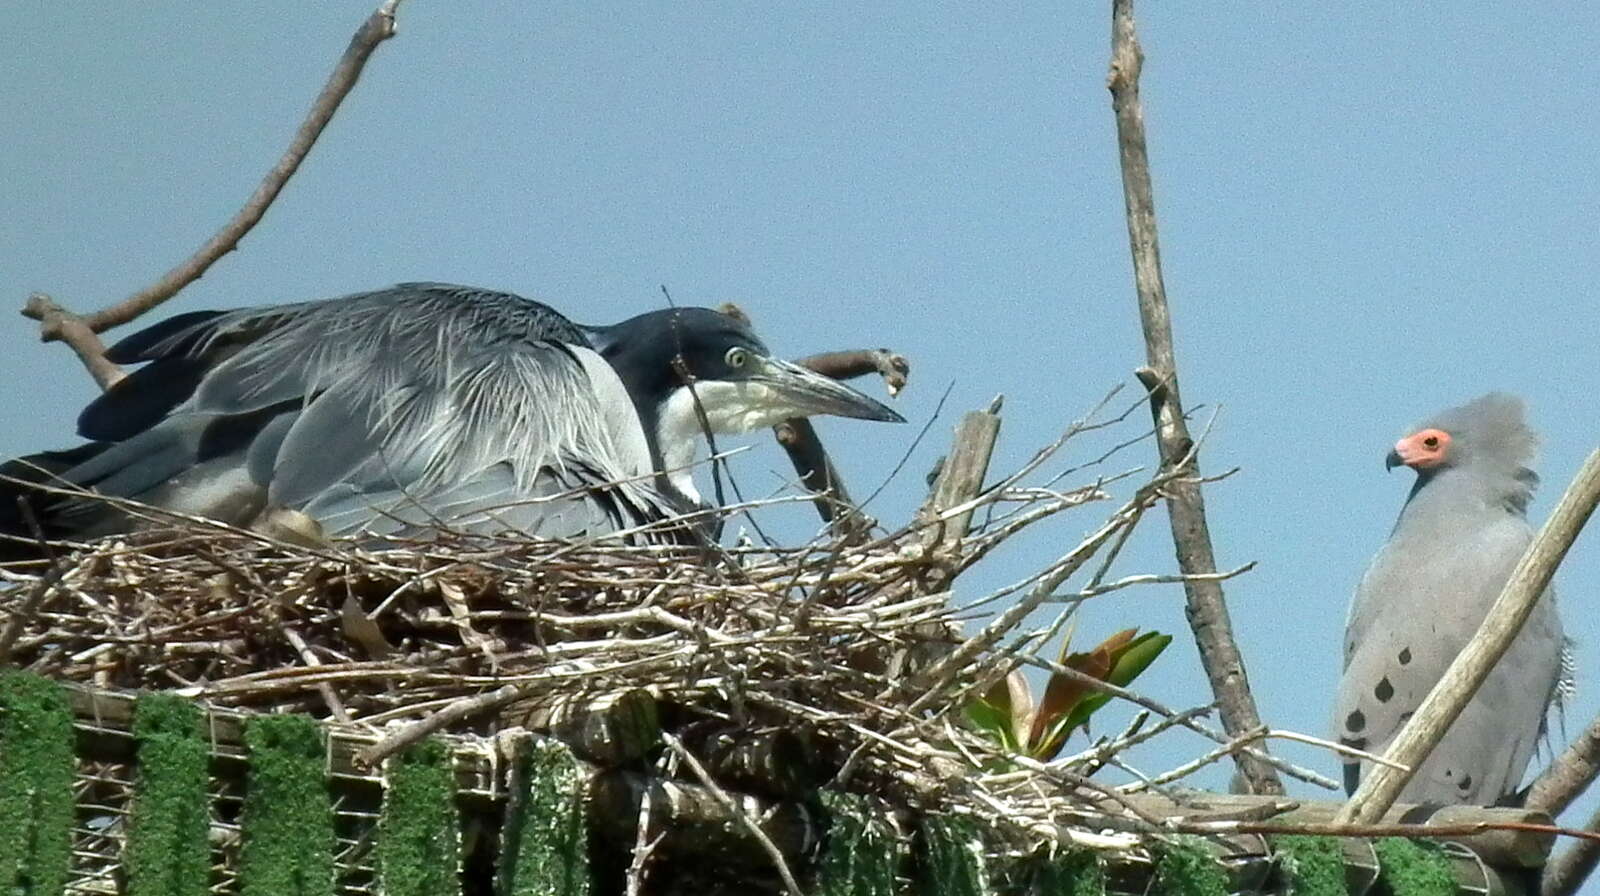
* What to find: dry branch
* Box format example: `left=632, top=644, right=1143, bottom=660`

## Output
left=1338, top=448, right=1600, bottom=824
left=1106, top=0, right=1282, bottom=795
left=20, top=0, right=406, bottom=386
left=919, top=398, right=1003, bottom=556
left=1527, top=711, right=1600, bottom=819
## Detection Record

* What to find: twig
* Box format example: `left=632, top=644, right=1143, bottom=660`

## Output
left=1527, top=710, right=1600, bottom=818
left=624, top=755, right=667, bottom=896
left=1338, top=448, right=1600, bottom=824
left=795, top=349, right=910, bottom=396
left=282, top=626, right=351, bottom=723
left=1183, top=819, right=1600, bottom=846
left=0, top=563, right=66, bottom=665
left=664, top=733, right=805, bottom=896
left=21, top=0, right=407, bottom=383
left=1120, top=725, right=1269, bottom=793
left=358, top=681, right=528, bottom=767
left=1107, top=0, right=1281, bottom=795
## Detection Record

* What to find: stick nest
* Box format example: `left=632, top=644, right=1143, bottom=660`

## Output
left=2, top=395, right=1284, bottom=856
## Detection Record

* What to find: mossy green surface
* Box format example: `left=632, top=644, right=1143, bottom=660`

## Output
left=1270, top=835, right=1347, bottom=896
left=1372, top=838, right=1454, bottom=896
left=917, top=815, right=986, bottom=896
left=1152, top=837, right=1227, bottom=896
left=0, top=671, right=73, bottom=896
left=814, top=792, right=900, bottom=896
left=1031, top=849, right=1105, bottom=896
left=377, top=738, right=461, bottom=896
left=498, top=740, right=589, bottom=896
left=240, top=714, right=335, bottom=896
left=127, top=694, right=210, bottom=896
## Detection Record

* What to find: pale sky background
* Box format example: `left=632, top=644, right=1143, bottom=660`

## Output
left=5, top=0, right=1599, bottom=870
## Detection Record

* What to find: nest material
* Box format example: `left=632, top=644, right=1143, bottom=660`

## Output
left=0, top=400, right=1559, bottom=895
left=5, top=530, right=954, bottom=731
left=0, top=392, right=1165, bottom=859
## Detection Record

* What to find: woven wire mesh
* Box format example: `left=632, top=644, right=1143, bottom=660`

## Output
left=61, top=688, right=502, bottom=896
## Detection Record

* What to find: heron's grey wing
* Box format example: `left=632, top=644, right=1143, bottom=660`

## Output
left=302, top=461, right=653, bottom=541
left=56, top=283, right=676, bottom=540
left=42, top=410, right=283, bottom=534
left=82, top=284, right=585, bottom=433
left=1334, top=518, right=1562, bottom=803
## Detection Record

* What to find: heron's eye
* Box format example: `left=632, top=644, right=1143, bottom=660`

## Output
left=725, top=347, right=749, bottom=369
left=1423, top=435, right=1439, bottom=449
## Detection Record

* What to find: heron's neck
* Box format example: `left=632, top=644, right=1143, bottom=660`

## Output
left=654, top=388, right=708, bottom=505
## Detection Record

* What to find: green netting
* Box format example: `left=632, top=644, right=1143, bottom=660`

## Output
left=497, top=739, right=590, bottom=896
left=918, top=815, right=987, bottom=896
left=1152, top=837, right=1228, bottom=896
left=127, top=693, right=210, bottom=896
left=1031, top=849, right=1105, bottom=896
left=814, top=792, right=901, bottom=896
left=239, top=714, right=335, bottom=896
left=1271, top=835, right=1347, bottom=896
left=377, top=739, right=462, bottom=896
left=1372, top=838, right=1454, bottom=896
left=0, top=672, right=73, bottom=896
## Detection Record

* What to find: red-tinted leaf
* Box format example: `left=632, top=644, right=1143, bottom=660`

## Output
left=1026, top=628, right=1136, bottom=755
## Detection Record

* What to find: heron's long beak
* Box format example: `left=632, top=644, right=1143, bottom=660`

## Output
left=753, top=358, right=905, bottom=423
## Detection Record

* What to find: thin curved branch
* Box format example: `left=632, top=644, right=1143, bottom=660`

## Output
left=21, top=0, right=407, bottom=386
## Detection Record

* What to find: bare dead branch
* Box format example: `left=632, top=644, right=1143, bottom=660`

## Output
left=21, top=293, right=123, bottom=388
left=919, top=397, right=1003, bottom=557
left=795, top=349, right=909, bottom=395
left=772, top=417, right=866, bottom=536
left=1338, top=448, right=1600, bottom=824
left=21, top=0, right=407, bottom=385
left=1106, top=0, right=1282, bottom=795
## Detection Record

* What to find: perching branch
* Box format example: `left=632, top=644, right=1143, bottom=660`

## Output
left=1527, top=711, right=1600, bottom=819
left=20, top=0, right=407, bottom=387
left=1544, top=804, right=1600, bottom=896
left=1107, top=0, right=1282, bottom=795
left=1337, top=448, right=1600, bottom=825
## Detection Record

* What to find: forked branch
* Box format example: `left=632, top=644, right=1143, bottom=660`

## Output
left=20, top=0, right=407, bottom=388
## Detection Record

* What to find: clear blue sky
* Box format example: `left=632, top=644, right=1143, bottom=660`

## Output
left=5, top=0, right=1598, bottom=851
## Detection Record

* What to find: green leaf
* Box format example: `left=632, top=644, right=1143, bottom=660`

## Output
left=964, top=673, right=1030, bottom=753
left=1056, top=631, right=1171, bottom=735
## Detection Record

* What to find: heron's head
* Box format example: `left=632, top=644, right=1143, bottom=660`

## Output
left=591, top=307, right=904, bottom=435
left=586, top=307, right=903, bottom=499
